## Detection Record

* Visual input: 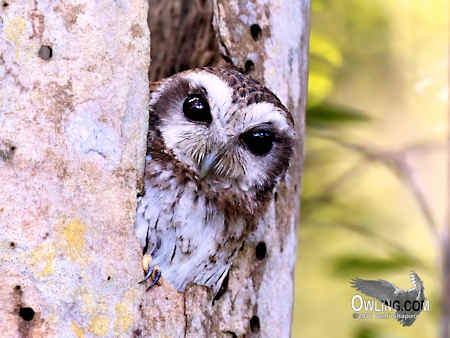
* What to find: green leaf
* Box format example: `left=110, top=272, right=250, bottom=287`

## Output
left=309, top=32, right=343, bottom=67
left=353, top=326, right=380, bottom=338
left=306, top=102, right=369, bottom=128
left=331, top=254, right=416, bottom=276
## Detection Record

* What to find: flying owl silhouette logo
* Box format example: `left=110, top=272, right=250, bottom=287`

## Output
left=351, top=271, right=427, bottom=326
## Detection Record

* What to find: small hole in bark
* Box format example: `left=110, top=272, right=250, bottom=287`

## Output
left=274, top=192, right=278, bottom=201
left=225, top=332, right=237, bottom=338
left=250, top=315, right=261, bottom=332
left=139, top=304, right=143, bottom=309
left=2, top=2, right=8, bottom=8
left=38, top=46, right=53, bottom=60
left=244, top=60, right=255, bottom=73
left=10, top=242, right=15, bottom=248
left=0, top=140, right=16, bottom=161
left=250, top=24, right=262, bottom=41
left=255, top=241, right=267, bottom=260
left=15, top=285, right=21, bottom=291
left=294, top=184, right=298, bottom=192
left=107, top=276, right=111, bottom=281
left=19, top=307, right=35, bottom=321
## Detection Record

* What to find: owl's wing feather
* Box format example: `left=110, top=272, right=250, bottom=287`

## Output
left=409, top=271, right=424, bottom=292
left=351, top=278, right=399, bottom=303
left=409, top=270, right=424, bottom=302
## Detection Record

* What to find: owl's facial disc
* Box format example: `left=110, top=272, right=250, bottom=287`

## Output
left=152, top=69, right=294, bottom=193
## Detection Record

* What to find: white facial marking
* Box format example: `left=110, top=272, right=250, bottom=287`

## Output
left=239, top=102, right=292, bottom=135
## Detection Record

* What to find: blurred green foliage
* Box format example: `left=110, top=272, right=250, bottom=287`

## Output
left=306, top=103, right=368, bottom=129
left=353, top=326, right=379, bottom=338
left=330, top=254, right=416, bottom=276
left=293, top=0, right=442, bottom=337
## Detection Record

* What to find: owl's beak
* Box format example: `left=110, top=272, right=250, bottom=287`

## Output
left=199, top=151, right=218, bottom=179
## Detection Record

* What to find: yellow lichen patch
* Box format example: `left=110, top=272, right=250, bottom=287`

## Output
left=79, top=289, right=108, bottom=318
left=88, top=315, right=110, bottom=336
left=114, top=288, right=139, bottom=333
left=62, top=219, right=88, bottom=266
left=76, top=286, right=114, bottom=337
left=4, top=16, right=27, bottom=58
left=81, top=292, right=96, bottom=316
left=71, top=322, right=85, bottom=338
left=28, top=244, right=56, bottom=278
left=46, top=313, right=59, bottom=328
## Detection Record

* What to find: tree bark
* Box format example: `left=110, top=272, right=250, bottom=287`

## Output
left=0, top=1, right=150, bottom=337
left=0, top=0, right=309, bottom=337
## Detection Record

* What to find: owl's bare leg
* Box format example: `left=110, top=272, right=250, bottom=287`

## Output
left=139, top=254, right=162, bottom=290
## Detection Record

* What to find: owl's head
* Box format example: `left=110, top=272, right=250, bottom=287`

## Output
left=148, top=67, right=294, bottom=204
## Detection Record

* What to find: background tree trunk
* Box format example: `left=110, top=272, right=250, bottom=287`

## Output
left=0, top=0, right=309, bottom=337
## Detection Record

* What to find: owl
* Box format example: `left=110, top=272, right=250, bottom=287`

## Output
left=135, top=67, right=295, bottom=295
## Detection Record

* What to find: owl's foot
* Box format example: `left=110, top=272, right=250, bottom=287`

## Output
left=139, top=254, right=162, bottom=291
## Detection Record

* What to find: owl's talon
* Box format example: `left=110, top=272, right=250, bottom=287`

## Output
left=139, top=265, right=154, bottom=284
left=139, top=254, right=162, bottom=290
left=146, top=269, right=162, bottom=291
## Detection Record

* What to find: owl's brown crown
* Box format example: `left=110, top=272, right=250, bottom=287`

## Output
left=203, top=67, right=294, bottom=125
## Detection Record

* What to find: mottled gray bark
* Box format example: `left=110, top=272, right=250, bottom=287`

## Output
left=204, top=2, right=310, bottom=336
left=0, top=0, right=309, bottom=337
left=0, top=1, right=149, bottom=336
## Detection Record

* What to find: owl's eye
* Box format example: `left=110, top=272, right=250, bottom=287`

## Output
left=241, top=128, right=275, bottom=156
left=183, top=94, right=212, bottom=124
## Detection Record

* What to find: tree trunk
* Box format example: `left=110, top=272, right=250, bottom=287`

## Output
left=0, top=1, right=150, bottom=336
left=0, top=0, right=309, bottom=337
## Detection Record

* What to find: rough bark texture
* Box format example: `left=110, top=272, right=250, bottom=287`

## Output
left=0, top=1, right=149, bottom=337
left=0, top=0, right=309, bottom=337
left=147, top=0, right=220, bottom=82
left=205, top=2, right=309, bottom=336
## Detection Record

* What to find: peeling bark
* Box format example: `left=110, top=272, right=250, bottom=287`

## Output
left=0, top=0, right=309, bottom=337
